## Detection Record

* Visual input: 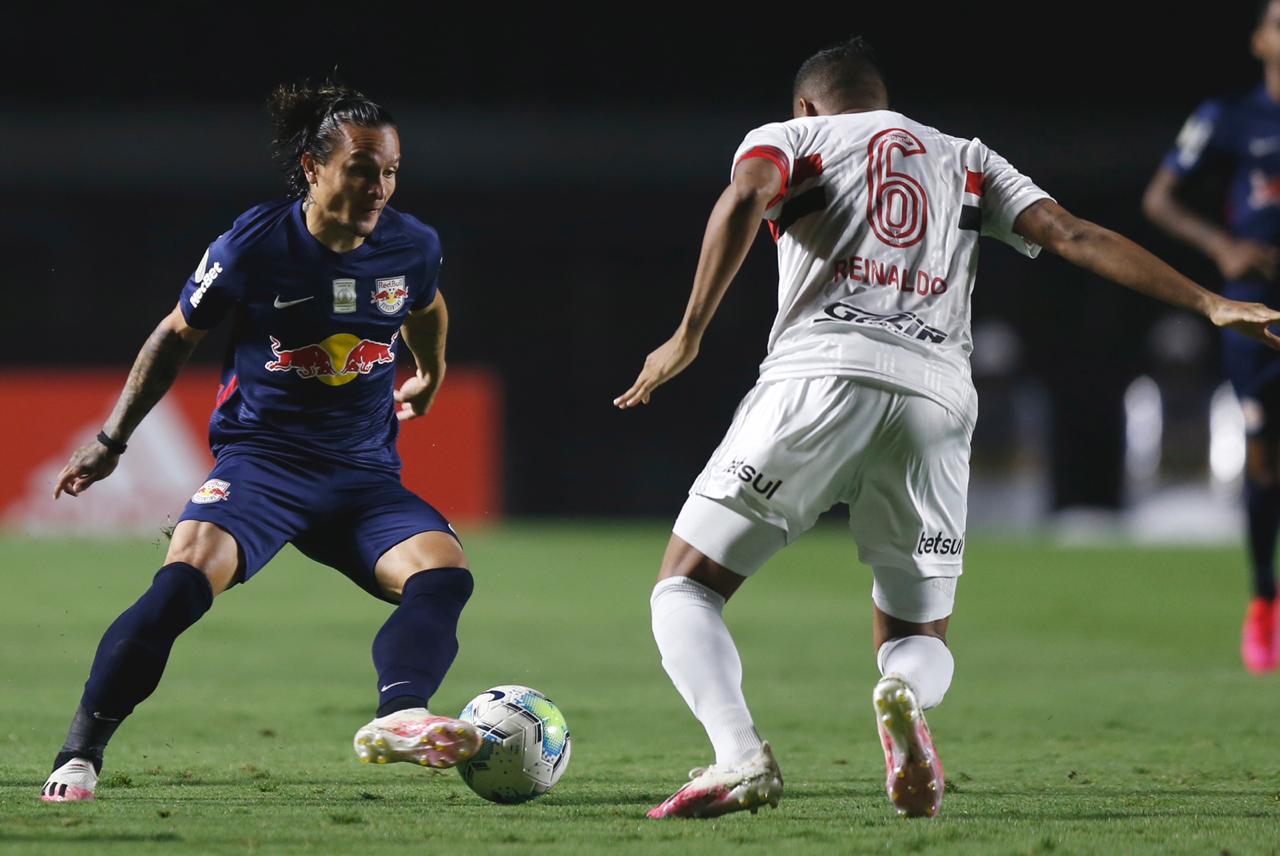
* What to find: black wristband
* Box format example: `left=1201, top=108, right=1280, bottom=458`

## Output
left=96, top=431, right=127, bottom=455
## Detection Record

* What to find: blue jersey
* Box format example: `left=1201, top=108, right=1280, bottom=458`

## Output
left=178, top=198, right=442, bottom=473
left=1163, top=84, right=1280, bottom=252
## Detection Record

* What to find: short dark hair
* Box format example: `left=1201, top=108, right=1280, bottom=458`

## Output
left=1260, top=0, right=1274, bottom=28
left=793, top=37, right=888, bottom=109
left=267, top=78, right=396, bottom=198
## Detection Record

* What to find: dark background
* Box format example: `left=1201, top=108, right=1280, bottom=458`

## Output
left=0, top=3, right=1267, bottom=515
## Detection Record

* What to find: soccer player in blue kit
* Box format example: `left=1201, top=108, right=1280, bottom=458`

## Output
left=39, top=83, right=483, bottom=801
left=1145, top=0, right=1280, bottom=674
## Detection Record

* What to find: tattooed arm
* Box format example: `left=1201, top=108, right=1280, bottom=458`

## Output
left=55, top=303, right=207, bottom=498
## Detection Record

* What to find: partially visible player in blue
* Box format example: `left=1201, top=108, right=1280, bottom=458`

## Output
left=39, top=82, right=484, bottom=802
left=1145, top=0, right=1280, bottom=674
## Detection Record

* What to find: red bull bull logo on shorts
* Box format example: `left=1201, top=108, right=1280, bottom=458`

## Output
left=265, top=332, right=398, bottom=386
left=191, top=479, right=232, bottom=504
left=372, top=276, right=409, bottom=314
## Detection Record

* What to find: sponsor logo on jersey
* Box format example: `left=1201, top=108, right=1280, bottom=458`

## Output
left=265, top=332, right=398, bottom=386
left=916, top=530, right=963, bottom=557
left=191, top=479, right=231, bottom=504
left=814, top=301, right=948, bottom=344
left=188, top=248, right=223, bottom=309
left=372, top=276, right=409, bottom=314
left=723, top=458, right=782, bottom=499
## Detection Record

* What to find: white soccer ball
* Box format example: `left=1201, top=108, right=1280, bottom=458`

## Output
left=456, top=685, right=571, bottom=804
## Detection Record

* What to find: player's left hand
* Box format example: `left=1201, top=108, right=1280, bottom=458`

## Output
left=614, top=332, right=700, bottom=409
left=395, top=370, right=443, bottom=421
left=1209, top=298, right=1280, bottom=349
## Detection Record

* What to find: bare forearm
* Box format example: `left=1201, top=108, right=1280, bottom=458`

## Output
left=1061, top=223, right=1218, bottom=317
left=401, top=295, right=448, bottom=375
left=677, top=185, right=771, bottom=340
left=103, top=322, right=198, bottom=441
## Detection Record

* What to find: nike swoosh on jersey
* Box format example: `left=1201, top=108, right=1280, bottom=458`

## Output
left=273, top=295, right=316, bottom=309
left=1250, top=137, right=1280, bottom=157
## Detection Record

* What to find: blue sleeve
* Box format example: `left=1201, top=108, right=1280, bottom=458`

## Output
left=1161, top=98, right=1227, bottom=177
left=178, top=230, right=248, bottom=330
left=410, top=239, right=443, bottom=311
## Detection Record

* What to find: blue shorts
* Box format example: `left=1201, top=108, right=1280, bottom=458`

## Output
left=1223, top=280, right=1280, bottom=436
left=178, top=448, right=455, bottom=601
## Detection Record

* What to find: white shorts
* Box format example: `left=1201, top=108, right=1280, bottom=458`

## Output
left=673, top=377, right=971, bottom=622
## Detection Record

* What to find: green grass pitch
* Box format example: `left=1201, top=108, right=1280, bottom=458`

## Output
left=2, top=523, right=1279, bottom=854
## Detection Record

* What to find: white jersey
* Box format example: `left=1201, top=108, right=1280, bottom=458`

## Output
left=733, top=111, right=1051, bottom=426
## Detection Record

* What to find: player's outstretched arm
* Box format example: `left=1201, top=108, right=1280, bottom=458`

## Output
left=396, top=290, right=448, bottom=422
left=614, top=158, right=781, bottom=409
left=1143, top=165, right=1278, bottom=281
left=1014, top=199, right=1280, bottom=348
left=54, top=303, right=205, bottom=498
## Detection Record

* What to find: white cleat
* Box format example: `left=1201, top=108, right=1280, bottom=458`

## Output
left=647, top=742, right=783, bottom=819
left=40, top=758, right=98, bottom=802
left=353, top=708, right=482, bottom=769
left=874, top=675, right=944, bottom=819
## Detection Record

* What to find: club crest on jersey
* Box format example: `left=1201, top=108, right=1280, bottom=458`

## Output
left=372, top=276, right=408, bottom=314
left=191, top=479, right=231, bottom=504
left=265, top=332, right=398, bottom=386
left=333, top=279, right=357, bottom=314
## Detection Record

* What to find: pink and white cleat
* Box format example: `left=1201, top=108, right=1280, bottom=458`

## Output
left=874, top=675, right=943, bottom=819
left=646, top=742, right=783, bottom=819
left=353, top=708, right=482, bottom=769
left=40, top=758, right=97, bottom=802
left=1242, top=597, right=1278, bottom=675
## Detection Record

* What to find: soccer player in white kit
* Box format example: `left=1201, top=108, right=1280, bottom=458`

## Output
left=616, top=38, right=1280, bottom=820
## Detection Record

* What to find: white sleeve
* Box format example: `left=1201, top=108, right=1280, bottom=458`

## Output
left=979, top=145, right=1053, bottom=258
left=731, top=123, right=796, bottom=219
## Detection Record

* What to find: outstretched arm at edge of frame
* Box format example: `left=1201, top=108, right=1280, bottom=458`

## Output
left=614, top=157, right=782, bottom=409
left=1014, top=198, right=1280, bottom=348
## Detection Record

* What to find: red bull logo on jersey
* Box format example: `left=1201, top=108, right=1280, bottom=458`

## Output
left=372, top=276, right=409, bottom=314
left=265, top=332, right=398, bottom=386
left=1249, top=169, right=1280, bottom=210
left=191, top=479, right=231, bottom=504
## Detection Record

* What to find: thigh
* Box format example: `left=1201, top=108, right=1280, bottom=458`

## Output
left=671, top=494, right=786, bottom=579
left=847, top=392, right=970, bottom=577
left=688, top=377, right=867, bottom=541
left=294, top=472, right=459, bottom=603
left=871, top=564, right=957, bottom=631
left=177, top=451, right=321, bottom=588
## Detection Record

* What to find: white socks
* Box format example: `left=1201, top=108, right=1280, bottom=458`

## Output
left=877, top=635, right=954, bottom=710
left=650, top=577, right=763, bottom=766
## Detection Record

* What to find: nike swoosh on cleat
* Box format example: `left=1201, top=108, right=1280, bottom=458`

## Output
left=273, top=295, right=315, bottom=309
left=380, top=681, right=411, bottom=692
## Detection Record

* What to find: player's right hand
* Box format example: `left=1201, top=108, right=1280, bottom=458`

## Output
left=54, top=440, right=121, bottom=499
left=1214, top=238, right=1279, bottom=282
left=614, top=332, right=700, bottom=409
left=1208, top=298, right=1280, bottom=350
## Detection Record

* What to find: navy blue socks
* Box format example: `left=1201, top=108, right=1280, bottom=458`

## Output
left=56, top=563, right=213, bottom=769
left=373, top=567, right=473, bottom=717
left=1246, top=481, right=1280, bottom=601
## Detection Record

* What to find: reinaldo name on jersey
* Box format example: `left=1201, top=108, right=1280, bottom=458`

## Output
left=733, top=111, right=1051, bottom=427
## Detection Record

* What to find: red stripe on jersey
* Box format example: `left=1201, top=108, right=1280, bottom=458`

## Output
left=214, top=374, right=238, bottom=408
left=768, top=220, right=782, bottom=243
left=736, top=145, right=790, bottom=208
left=965, top=170, right=985, bottom=196
left=793, top=153, right=824, bottom=186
